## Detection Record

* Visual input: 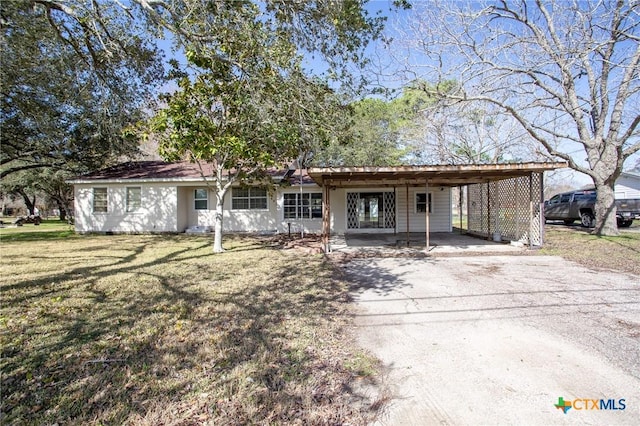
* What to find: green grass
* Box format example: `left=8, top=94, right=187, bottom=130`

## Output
left=0, top=219, right=75, bottom=242
left=0, top=229, right=382, bottom=424
left=451, top=214, right=468, bottom=230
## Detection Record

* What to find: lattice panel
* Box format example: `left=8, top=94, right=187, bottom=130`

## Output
left=530, top=172, right=544, bottom=246
left=347, top=192, right=359, bottom=229
left=466, top=173, right=545, bottom=246
left=467, top=183, right=486, bottom=234
left=383, top=191, right=396, bottom=229
left=467, top=184, right=477, bottom=231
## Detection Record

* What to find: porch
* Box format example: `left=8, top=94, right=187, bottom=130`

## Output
left=308, top=162, right=568, bottom=253
left=329, top=231, right=524, bottom=255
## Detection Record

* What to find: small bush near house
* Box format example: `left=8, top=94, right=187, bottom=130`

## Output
left=0, top=230, right=384, bottom=425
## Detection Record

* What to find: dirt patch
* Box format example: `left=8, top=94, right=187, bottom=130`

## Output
left=266, top=234, right=325, bottom=255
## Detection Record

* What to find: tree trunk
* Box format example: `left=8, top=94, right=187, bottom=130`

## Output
left=592, top=182, right=619, bottom=236
left=17, top=189, right=36, bottom=215
left=56, top=198, right=67, bottom=221
left=213, top=191, right=225, bottom=253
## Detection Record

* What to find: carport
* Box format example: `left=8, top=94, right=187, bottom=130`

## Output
left=307, top=162, right=567, bottom=253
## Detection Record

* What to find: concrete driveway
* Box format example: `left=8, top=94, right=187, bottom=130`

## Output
left=345, top=255, right=640, bottom=425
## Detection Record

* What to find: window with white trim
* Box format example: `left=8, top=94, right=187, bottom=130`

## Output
left=416, top=193, right=432, bottom=213
left=232, top=187, right=267, bottom=210
left=194, top=189, right=208, bottom=210
left=93, top=188, right=108, bottom=213
left=126, top=187, right=141, bottom=212
left=283, top=193, right=322, bottom=219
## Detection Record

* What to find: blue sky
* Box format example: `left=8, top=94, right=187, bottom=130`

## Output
left=152, top=0, right=638, bottom=185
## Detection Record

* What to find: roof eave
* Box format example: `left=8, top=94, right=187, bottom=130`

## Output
left=307, top=162, right=568, bottom=187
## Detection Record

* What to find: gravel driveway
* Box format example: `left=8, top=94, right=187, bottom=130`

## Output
left=345, top=255, right=640, bottom=425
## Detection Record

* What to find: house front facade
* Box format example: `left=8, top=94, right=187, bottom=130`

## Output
left=70, top=160, right=567, bottom=249
left=70, top=161, right=452, bottom=236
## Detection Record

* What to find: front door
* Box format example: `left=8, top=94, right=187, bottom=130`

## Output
left=347, top=191, right=395, bottom=230
left=359, top=193, right=383, bottom=228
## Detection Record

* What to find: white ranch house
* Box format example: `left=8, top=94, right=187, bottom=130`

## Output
left=70, top=161, right=566, bottom=251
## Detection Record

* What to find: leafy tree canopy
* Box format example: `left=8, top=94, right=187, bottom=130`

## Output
left=145, top=0, right=394, bottom=251
left=1, top=1, right=165, bottom=179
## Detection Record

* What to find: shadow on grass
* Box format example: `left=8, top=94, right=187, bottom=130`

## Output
left=0, top=229, right=77, bottom=242
left=1, top=235, right=380, bottom=424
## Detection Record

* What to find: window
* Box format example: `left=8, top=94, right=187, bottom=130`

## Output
left=548, top=194, right=560, bottom=204
left=126, top=187, right=141, bottom=212
left=232, top=187, right=267, bottom=210
left=283, top=193, right=322, bottom=219
left=194, top=189, right=208, bottom=210
left=416, top=193, right=432, bottom=213
left=93, top=188, right=107, bottom=213
left=560, top=194, right=571, bottom=203
left=574, top=191, right=596, bottom=201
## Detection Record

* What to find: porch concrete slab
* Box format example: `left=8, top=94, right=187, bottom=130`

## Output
left=329, top=232, right=524, bottom=255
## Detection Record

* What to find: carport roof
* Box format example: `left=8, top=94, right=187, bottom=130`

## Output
left=307, top=162, right=567, bottom=187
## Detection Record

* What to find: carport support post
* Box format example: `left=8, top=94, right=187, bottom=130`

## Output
left=459, top=186, right=464, bottom=234
left=406, top=183, right=410, bottom=247
left=322, top=183, right=330, bottom=253
left=529, top=173, right=534, bottom=248
left=425, top=180, right=430, bottom=251
left=539, top=172, right=545, bottom=245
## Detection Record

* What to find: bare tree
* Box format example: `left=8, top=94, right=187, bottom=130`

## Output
left=406, top=99, right=540, bottom=164
left=389, top=0, right=640, bottom=235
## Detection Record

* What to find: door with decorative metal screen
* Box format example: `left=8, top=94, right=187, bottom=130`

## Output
left=346, top=191, right=395, bottom=230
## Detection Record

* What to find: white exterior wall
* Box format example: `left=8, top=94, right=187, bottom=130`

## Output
left=181, top=186, right=277, bottom=232
left=396, top=186, right=451, bottom=233
left=181, top=185, right=325, bottom=233
left=224, top=188, right=278, bottom=232
left=329, top=186, right=452, bottom=234
left=74, top=184, right=178, bottom=233
left=330, top=188, right=348, bottom=235
left=277, top=186, right=324, bottom=234
left=615, top=174, right=640, bottom=199
left=73, top=181, right=452, bottom=234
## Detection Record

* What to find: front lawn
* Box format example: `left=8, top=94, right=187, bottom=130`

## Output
left=0, top=219, right=75, bottom=242
left=540, top=225, right=640, bottom=275
left=0, top=230, right=382, bottom=424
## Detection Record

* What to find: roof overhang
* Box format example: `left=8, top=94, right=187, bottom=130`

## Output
left=307, top=162, right=568, bottom=188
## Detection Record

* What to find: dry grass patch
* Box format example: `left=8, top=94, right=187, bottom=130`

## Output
left=0, top=232, right=383, bottom=425
left=540, top=226, right=640, bottom=275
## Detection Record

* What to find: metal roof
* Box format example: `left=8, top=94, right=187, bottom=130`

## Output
left=68, top=161, right=315, bottom=185
left=307, top=162, right=567, bottom=187
left=69, top=161, right=568, bottom=187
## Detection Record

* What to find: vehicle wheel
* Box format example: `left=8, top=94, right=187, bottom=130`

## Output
left=580, top=212, right=595, bottom=228
left=563, top=219, right=575, bottom=225
left=618, top=219, right=633, bottom=228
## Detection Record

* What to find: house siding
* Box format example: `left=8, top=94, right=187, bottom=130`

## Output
left=74, top=184, right=178, bottom=233
left=277, top=187, right=324, bottom=234
left=73, top=182, right=453, bottom=235
left=396, top=186, right=451, bottom=233
left=224, top=188, right=278, bottom=232
left=328, top=186, right=451, bottom=234
left=176, top=187, right=189, bottom=232
left=615, top=174, right=640, bottom=199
